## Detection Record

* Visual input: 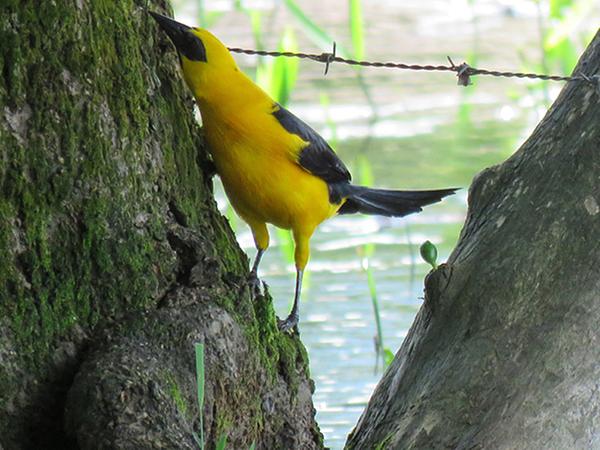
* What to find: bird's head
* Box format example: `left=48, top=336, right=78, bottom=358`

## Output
left=149, top=11, right=236, bottom=97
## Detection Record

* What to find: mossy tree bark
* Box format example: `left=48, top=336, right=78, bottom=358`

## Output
left=0, top=1, right=322, bottom=449
left=346, top=32, right=600, bottom=450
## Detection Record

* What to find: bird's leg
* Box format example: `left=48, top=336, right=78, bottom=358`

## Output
left=248, top=222, right=269, bottom=296
left=278, top=269, right=303, bottom=332
left=279, top=229, right=309, bottom=332
left=248, top=248, right=264, bottom=294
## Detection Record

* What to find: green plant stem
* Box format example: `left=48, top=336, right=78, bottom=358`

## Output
left=195, top=343, right=205, bottom=450
left=363, top=255, right=385, bottom=371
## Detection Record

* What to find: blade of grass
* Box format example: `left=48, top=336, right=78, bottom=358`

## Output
left=198, top=0, right=206, bottom=27
left=360, top=244, right=387, bottom=371
left=282, top=0, right=350, bottom=57
left=196, top=0, right=224, bottom=27
left=356, top=153, right=373, bottom=187
left=275, top=228, right=295, bottom=265
left=318, top=92, right=339, bottom=149
left=215, top=435, right=228, bottom=450
left=194, top=343, right=205, bottom=450
left=256, top=28, right=298, bottom=107
left=270, top=28, right=299, bottom=106
left=250, top=10, right=264, bottom=52
left=349, top=0, right=364, bottom=60
left=404, top=221, right=417, bottom=294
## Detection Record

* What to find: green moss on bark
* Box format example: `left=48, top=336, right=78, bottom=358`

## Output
left=166, top=372, right=189, bottom=419
left=0, top=1, right=182, bottom=367
left=0, top=1, right=317, bottom=446
left=0, top=0, right=218, bottom=441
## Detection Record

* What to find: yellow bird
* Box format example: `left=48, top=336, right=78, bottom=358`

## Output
left=150, top=12, right=456, bottom=331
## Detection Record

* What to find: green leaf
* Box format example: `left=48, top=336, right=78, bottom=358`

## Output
left=383, top=348, right=394, bottom=367
left=420, top=240, right=438, bottom=269
left=349, top=0, right=365, bottom=60
left=216, top=435, right=228, bottom=450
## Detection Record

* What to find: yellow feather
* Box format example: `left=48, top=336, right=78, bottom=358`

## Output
left=181, top=28, right=340, bottom=269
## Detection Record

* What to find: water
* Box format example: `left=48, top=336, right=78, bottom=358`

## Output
left=171, top=1, right=585, bottom=447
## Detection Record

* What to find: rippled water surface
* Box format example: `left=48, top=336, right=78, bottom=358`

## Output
left=171, top=1, right=585, bottom=447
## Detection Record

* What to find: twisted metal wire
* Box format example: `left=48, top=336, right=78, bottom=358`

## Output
left=227, top=46, right=593, bottom=85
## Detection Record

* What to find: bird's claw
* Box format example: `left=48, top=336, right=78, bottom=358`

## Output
left=248, top=271, right=262, bottom=297
left=277, top=313, right=299, bottom=333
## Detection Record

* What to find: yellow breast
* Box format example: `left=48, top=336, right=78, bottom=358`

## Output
left=202, top=106, right=338, bottom=232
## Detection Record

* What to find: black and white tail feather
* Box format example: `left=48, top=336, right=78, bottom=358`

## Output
left=273, top=103, right=457, bottom=217
left=336, top=185, right=458, bottom=217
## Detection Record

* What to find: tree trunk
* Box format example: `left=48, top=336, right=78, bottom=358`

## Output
left=346, top=31, right=600, bottom=450
left=0, top=2, right=322, bottom=449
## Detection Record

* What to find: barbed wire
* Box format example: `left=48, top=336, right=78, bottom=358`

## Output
left=228, top=44, right=598, bottom=88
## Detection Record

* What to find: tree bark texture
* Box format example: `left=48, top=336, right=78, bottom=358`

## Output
left=0, top=2, right=322, bottom=449
left=346, top=31, right=600, bottom=450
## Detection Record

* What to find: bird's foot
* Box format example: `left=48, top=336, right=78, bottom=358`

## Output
left=248, top=270, right=263, bottom=297
left=277, top=313, right=299, bottom=333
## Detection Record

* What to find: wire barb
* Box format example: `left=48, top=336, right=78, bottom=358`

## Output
left=227, top=45, right=594, bottom=87
left=318, top=41, right=336, bottom=75
left=447, top=57, right=472, bottom=86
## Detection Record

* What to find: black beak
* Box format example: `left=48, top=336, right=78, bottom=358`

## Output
left=149, top=11, right=207, bottom=62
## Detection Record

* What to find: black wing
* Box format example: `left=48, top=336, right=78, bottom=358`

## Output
left=272, top=104, right=351, bottom=184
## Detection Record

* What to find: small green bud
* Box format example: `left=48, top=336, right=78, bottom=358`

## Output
left=420, top=240, right=438, bottom=269
left=383, top=348, right=395, bottom=368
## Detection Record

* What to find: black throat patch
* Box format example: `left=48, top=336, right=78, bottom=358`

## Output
left=179, top=31, right=207, bottom=62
